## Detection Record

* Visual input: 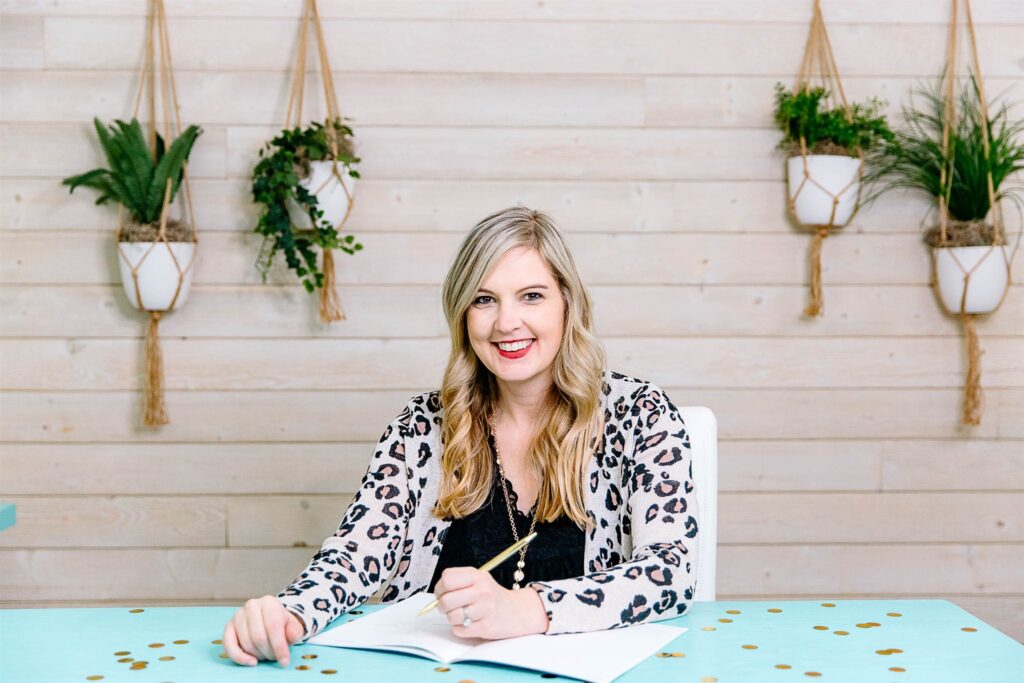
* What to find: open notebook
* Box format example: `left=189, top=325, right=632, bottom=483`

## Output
left=306, top=592, right=687, bottom=683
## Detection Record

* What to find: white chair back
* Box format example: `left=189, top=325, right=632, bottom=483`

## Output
left=678, top=406, right=718, bottom=601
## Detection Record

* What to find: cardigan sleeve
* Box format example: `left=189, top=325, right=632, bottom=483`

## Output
left=275, top=400, right=416, bottom=641
left=528, top=384, right=700, bottom=635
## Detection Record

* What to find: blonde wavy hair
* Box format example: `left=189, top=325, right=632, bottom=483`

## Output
left=433, top=207, right=607, bottom=530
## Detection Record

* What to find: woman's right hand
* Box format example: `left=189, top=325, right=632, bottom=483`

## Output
left=223, top=595, right=306, bottom=667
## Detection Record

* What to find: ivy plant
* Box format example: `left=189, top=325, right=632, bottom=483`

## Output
left=251, top=118, right=363, bottom=293
left=774, top=84, right=893, bottom=157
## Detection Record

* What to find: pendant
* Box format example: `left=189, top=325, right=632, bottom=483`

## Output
left=516, top=559, right=525, bottom=569
left=514, top=569, right=525, bottom=582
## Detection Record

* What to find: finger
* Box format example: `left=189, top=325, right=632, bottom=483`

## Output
left=261, top=599, right=293, bottom=667
left=244, top=599, right=276, bottom=662
left=223, top=618, right=257, bottom=666
left=436, top=584, right=479, bottom=615
left=232, top=611, right=259, bottom=664
left=434, top=567, right=478, bottom=596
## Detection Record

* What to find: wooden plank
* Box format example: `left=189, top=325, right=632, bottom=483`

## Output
left=0, top=497, right=225, bottom=548
left=0, top=15, right=42, bottom=68
left=718, top=544, right=1024, bottom=595
left=2, top=1, right=1022, bottom=23
left=41, top=18, right=1024, bottom=76
left=0, top=70, right=646, bottom=127
left=228, top=496, right=353, bottom=548
left=0, top=285, right=449, bottom=338
left=12, top=231, right=1018, bottom=286
left=882, top=441, right=1024, bottom=491
left=723, top=439, right=1024, bottom=493
left=2, top=388, right=1022, bottom=442
left=0, top=443, right=379, bottom=495
left=3, top=337, right=1023, bottom=390
left=0, top=177, right=943, bottom=234
left=227, top=492, right=1024, bottom=546
left=3, top=544, right=1021, bottom=601
left=645, top=75, right=1023, bottom=128
left=225, top=126, right=782, bottom=181
left=6, top=284, right=1021, bottom=338
left=1, top=440, right=1019, bottom=497
left=719, top=492, right=1024, bottom=544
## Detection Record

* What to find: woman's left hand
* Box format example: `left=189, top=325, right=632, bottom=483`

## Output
left=433, top=567, right=550, bottom=640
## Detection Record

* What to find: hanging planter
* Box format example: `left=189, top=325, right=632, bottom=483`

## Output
left=775, top=0, right=893, bottom=317
left=61, top=0, right=201, bottom=428
left=868, top=0, right=1024, bottom=426
left=252, top=0, right=362, bottom=323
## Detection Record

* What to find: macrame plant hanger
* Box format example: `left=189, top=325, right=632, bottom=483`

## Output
left=286, top=0, right=354, bottom=322
left=935, top=0, right=1017, bottom=426
left=790, top=0, right=865, bottom=317
left=117, top=0, right=198, bottom=427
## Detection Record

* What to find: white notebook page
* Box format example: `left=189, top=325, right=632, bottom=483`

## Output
left=308, top=593, right=687, bottom=683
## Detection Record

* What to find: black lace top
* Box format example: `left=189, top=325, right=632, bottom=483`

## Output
left=428, top=433, right=587, bottom=592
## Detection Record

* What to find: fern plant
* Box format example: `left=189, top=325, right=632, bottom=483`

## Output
left=62, top=118, right=202, bottom=234
left=774, top=84, right=893, bottom=157
left=865, top=75, right=1024, bottom=246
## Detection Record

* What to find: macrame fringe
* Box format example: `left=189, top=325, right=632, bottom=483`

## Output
left=804, top=227, right=828, bottom=317
left=143, top=311, right=168, bottom=427
left=960, top=312, right=983, bottom=426
left=318, top=248, right=346, bottom=322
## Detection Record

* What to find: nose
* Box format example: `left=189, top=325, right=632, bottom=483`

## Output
left=494, top=301, right=524, bottom=335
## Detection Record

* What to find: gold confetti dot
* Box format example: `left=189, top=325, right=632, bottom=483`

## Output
left=701, top=678, right=717, bottom=683
left=776, top=664, right=792, bottom=670
left=701, top=626, right=716, bottom=631
left=159, top=656, right=175, bottom=661
left=805, top=673, right=822, bottom=677
left=302, top=653, right=319, bottom=659
left=741, top=644, right=758, bottom=650
left=820, top=603, right=836, bottom=608
left=725, top=609, right=741, bottom=615
left=211, top=639, right=222, bottom=645
left=856, top=622, right=882, bottom=628
left=219, top=653, right=229, bottom=659
left=875, top=648, right=904, bottom=655
left=172, top=640, right=189, bottom=645
left=656, top=653, right=673, bottom=658
left=834, top=630, right=849, bottom=636
left=457, top=680, right=476, bottom=683
left=670, top=652, right=684, bottom=657
left=86, top=677, right=104, bottom=681
left=118, top=658, right=133, bottom=663
left=114, top=651, right=130, bottom=656
left=149, top=643, right=164, bottom=648
left=321, top=670, right=337, bottom=675
left=718, top=618, right=732, bottom=623
left=813, top=625, right=829, bottom=631
left=961, top=627, right=977, bottom=632
left=890, top=667, right=906, bottom=672
left=129, top=609, right=144, bottom=614
left=131, top=661, right=148, bottom=666
left=887, top=612, right=902, bottom=617
left=434, top=666, right=450, bottom=672
left=767, top=608, right=783, bottom=613
left=296, top=665, right=310, bottom=670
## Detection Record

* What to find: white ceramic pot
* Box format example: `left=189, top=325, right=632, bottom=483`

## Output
left=286, top=160, right=357, bottom=230
left=934, top=245, right=1011, bottom=314
left=117, top=241, right=197, bottom=311
left=787, top=154, right=862, bottom=227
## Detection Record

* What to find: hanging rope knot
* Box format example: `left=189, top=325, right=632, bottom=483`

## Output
left=150, top=310, right=163, bottom=322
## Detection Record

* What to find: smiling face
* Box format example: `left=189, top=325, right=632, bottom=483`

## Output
left=466, top=246, right=565, bottom=392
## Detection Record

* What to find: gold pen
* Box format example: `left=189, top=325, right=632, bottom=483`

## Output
left=416, top=531, right=539, bottom=616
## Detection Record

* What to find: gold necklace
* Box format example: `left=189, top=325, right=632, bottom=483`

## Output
left=488, top=411, right=539, bottom=590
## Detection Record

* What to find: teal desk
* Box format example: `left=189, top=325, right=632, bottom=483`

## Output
left=0, top=503, right=15, bottom=532
left=1, top=600, right=1020, bottom=682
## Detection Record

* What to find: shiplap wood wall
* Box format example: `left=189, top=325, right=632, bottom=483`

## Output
left=1, top=0, right=1022, bottom=641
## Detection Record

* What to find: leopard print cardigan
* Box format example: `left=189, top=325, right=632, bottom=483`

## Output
left=277, top=369, right=700, bottom=638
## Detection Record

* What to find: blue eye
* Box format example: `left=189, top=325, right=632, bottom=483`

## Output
left=524, top=292, right=543, bottom=302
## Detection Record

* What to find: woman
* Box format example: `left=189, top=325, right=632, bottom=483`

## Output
left=224, top=207, right=700, bottom=667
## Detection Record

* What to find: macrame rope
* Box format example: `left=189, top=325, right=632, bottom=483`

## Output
left=284, top=0, right=351, bottom=322
left=143, top=311, right=168, bottom=427
left=789, top=0, right=862, bottom=317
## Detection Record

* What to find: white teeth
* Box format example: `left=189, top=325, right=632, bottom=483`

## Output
left=497, top=340, right=533, bottom=351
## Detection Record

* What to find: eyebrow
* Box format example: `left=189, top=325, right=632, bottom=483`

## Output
left=476, top=284, right=549, bottom=295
